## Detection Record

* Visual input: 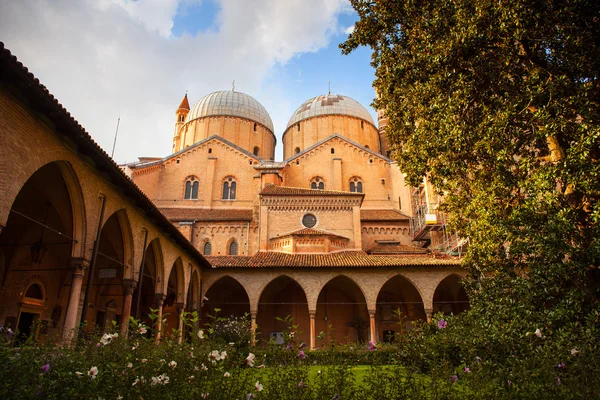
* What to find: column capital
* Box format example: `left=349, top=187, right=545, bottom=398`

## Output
left=309, top=311, right=316, bottom=318
left=368, top=309, right=376, bottom=317
left=70, top=257, right=90, bottom=273
left=154, top=293, right=166, bottom=307
left=122, top=279, right=137, bottom=295
left=176, top=302, right=186, bottom=314
left=250, top=311, right=257, bottom=319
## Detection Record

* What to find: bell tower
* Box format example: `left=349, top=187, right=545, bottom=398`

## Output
left=172, top=93, right=190, bottom=153
left=375, top=88, right=390, bottom=157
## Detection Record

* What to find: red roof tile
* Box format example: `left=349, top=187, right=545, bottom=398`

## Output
left=160, top=208, right=253, bottom=222
left=273, top=228, right=349, bottom=241
left=206, top=251, right=459, bottom=268
left=367, top=242, right=428, bottom=255
left=260, top=184, right=364, bottom=197
left=360, top=209, right=410, bottom=221
left=178, top=93, right=190, bottom=110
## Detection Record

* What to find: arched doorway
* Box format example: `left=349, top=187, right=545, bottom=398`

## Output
left=0, top=162, right=82, bottom=342
left=201, top=276, right=250, bottom=324
left=83, top=210, right=132, bottom=333
left=132, top=238, right=162, bottom=332
left=376, top=275, right=426, bottom=342
left=257, top=276, right=309, bottom=345
left=163, top=258, right=184, bottom=336
left=433, top=274, right=469, bottom=315
left=316, top=276, right=368, bottom=345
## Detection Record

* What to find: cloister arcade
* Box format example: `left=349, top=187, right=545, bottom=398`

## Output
left=200, top=270, right=468, bottom=349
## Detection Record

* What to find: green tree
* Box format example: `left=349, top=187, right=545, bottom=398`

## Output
left=342, top=0, right=599, bottom=353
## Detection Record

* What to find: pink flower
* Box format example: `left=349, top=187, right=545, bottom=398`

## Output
left=40, top=364, right=50, bottom=373
left=437, top=319, right=447, bottom=329
left=297, top=381, right=307, bottom=389
left=464, top=367, right=471, bottom=373
left=450, top=374, right=458, bottom=383
left=367, top=341, right=376, bottom=351
left=298, top=350, right=306, bottom=360
left=557, top=362, right=566, bottom=369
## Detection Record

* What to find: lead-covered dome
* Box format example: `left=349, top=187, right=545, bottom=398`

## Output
left=286, top=94, right=375, bottom=129
left=187, top=90, right=274, bottom=133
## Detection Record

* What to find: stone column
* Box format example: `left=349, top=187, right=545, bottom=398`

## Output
left=120, top=279, right=136, bottom=335
left=309, top=311, right=316, bottom=350
left=0, top=285, right=9, bottom=326
left=425, top=308, right=434, bottom=324
left=62, top=257, right=89, bottom=343
left=250, top=311, right=257, bottom=346
left=369, top=310, right=377, bottom=344
left=176, top=302, right=185, bottom=344
left=153, top=294, right=166, bottom=344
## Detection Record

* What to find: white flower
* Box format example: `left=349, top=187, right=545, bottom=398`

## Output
left=161, top=373, right=170, bottom=384
left=246, top=353, right=256, bottom=367
left=168, top=361, right=177, bottom=369
left=255, top=381, right=263, bottom=392
left=209, top=350, right=220, bottom=361
left=201, top=394, right=209, bottom=399
left=117, top=395, right=123, bottom=400
left=201, top=363, right=208, bottom=371
left=224, top=372, right=231, bottom=378
left=100, top=333, right=113, bottom=346
left=88, top=366, right=99, bottom=379
left=197, top=330, right=204, bottom=339
left=220, top=351, right=227, bottom=360
left=534, top=328, right=543, bottom=338
left=188, top=375, right=195, bottom=382
left=317, top=370, right=321, bottom=374
left=256, top=364, right=265, bottom=369
left=132, top=378, right=140, bottom=386
left=141, top=358, right=148, bottom=363
left=229, top=342, right=235, bottom=346
left=75, top=371, right=83, bottom=378
left=127, top=362, right=133, bottom=369
left=132, top=346, right=137, bottom=351
left=150, top=376, right=159, bottom=386
left=137, top=326, right=147, bottom=335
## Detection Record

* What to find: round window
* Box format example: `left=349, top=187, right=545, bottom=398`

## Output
left=302, top=213, right=317, bottom=228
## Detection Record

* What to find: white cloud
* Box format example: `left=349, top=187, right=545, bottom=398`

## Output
left=0, top=0, right=351, bottom=162
left=344, top=25, right=355, bottom=35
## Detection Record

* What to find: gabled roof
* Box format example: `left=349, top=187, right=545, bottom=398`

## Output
left=361, top=209, right=411, bottom=221
left=260, top=184, right=364, bottom=197
left=284, top=134, right=392, bottom=163
left=0, top=42, right=209, bottom=268
left=272, top=227, right=349, bottom=241
left=205, top=251, right=460, bottom=268
left=161, top=208, right=253, bottom=222
left=128, top=135, right=261, bottom=169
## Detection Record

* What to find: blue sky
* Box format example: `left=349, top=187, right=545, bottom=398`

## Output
left=0, top=0, right=377, bottom=162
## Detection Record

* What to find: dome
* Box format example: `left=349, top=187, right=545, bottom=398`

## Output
left=186, top=90, right=274, bottom=133
left=286, top=94, right=375, bottom=130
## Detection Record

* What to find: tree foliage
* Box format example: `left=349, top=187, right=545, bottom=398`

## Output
left=342, top=0, right=600, bottom=339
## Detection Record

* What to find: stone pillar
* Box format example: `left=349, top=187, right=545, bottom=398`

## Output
left=309, top=311, right=316, bottom=350
left=153, top=294, right=166, bottom=344
left=250, top=311, right=257, bottom=346
left=425, top=308, right=434, bottom=324
left=0, top=285, right=8, bottom=326
left=176, top=302, right=185, bottom=344
left=369, top=310, right=377, bottom=344
left=62, top=257, right=89, bottom=343
left=120, top=279, right=136, bottom=335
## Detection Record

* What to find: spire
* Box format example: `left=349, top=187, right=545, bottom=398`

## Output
left=177, top=93, right=190, bottom=111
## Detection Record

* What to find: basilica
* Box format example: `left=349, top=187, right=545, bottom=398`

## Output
left=0, top=42, right=467, bottom=348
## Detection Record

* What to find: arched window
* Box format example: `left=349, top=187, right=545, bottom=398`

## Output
left=361, top=120, right=364, bottom=129
left=295, top=147, right=301, bottom=154
left=297, top=123, right=300, bottom=132
left=310, top=177, right=325, bottom=190
left=365, top=145, right=370, bottom=149
left=253, top=123, right=257, bottom=132
left=222, top=177, right=237, bottom=200
left=25, top=283, right=43, bottom=300
left=229, top=240, right=238, bottom=255
left=203, top=241, right=212, bottom=256
left=331, top=148, right=335, bottom=154
left=184, top=177, right=199, bottom=199
left=253, top=146, right=260, bottom=156
left=350, top=177, right=363, bottom=193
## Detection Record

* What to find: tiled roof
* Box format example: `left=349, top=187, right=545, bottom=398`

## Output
left=178, top=94, right=190, bottom=111
left=160, top=208, right=253, bottom=222
left=206, top=251, right=459, bottom=268
left=0, top=42, right=209, bottom=268
left=361, top=209, right=411, bottom=221
left=260, top=184, right=364, bottom=197
left=273, top=228, right=349, bottom=241
left=367, top=242, right=428, bottom=255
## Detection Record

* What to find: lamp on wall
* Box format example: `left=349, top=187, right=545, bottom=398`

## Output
left=30, top=202, right=50, bottom=264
